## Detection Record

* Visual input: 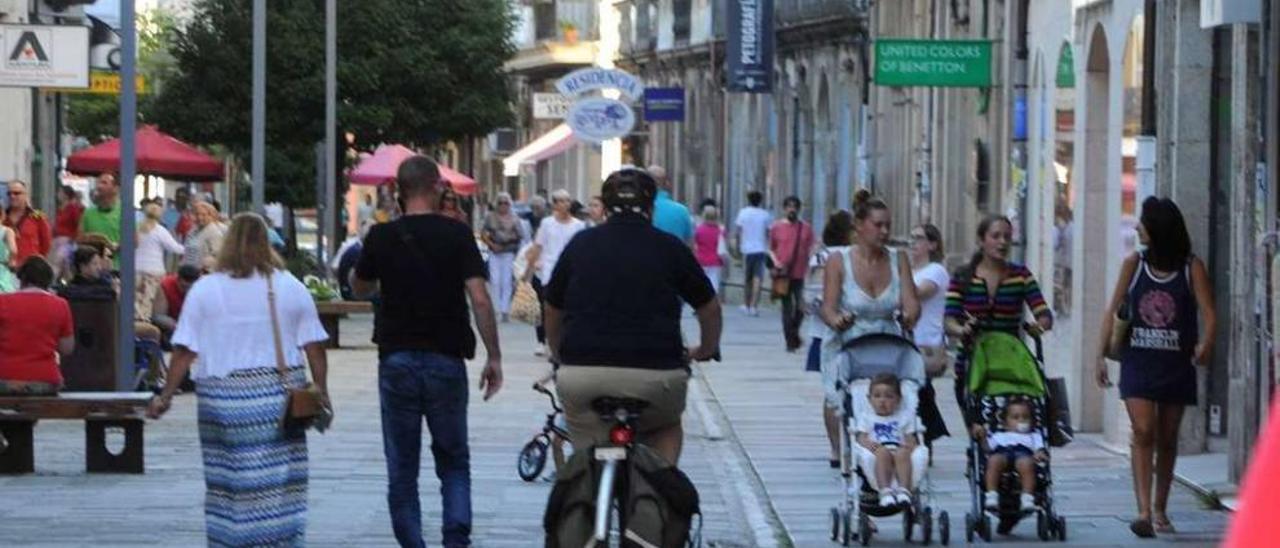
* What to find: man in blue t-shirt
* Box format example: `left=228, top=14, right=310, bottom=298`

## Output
left=646, top=165, right=693, bottom=246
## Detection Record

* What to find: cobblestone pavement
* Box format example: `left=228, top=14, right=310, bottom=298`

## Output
left=0, top=310, right=1229, bottom=547
left=0, top=316, right=759, bottom=547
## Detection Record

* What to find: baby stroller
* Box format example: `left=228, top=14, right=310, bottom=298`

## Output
left=962, top=331, right=1067, bottom=542
left=828, top=333, right=950, bottom=546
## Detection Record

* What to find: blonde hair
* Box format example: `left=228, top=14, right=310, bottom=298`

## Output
left=192, top=201, right=218, bottom=223
left=217, top=213, right=284, bottom=278
left=701, top=205, right=719, bottom=222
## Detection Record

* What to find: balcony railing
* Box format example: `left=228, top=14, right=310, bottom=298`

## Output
left=776, top=0, right=867, bottom=26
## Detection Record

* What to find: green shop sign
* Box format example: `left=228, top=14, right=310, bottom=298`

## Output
left=1056, top=41, right=1075, bottom=89
left=874, top=39, right=992, bottom=87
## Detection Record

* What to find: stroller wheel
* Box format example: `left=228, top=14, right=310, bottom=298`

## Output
left=964, top=512, right=975, bottom=544
left=903, top=506, right=914, bottom=542
left=842, top=509, right=854, bottom=546
left=516, top=436, right=549, bottom=482
left=1056, top=516, right=1067, bottom=542
left=1037, top=511, right=1050, bottom=541
left=858, top=512, right=872, bottom=546
left=938, top=511, right=951, bottom=546
left=830, top=507, right=841, bottom=541
left=920, top=507, right=933, bottom=545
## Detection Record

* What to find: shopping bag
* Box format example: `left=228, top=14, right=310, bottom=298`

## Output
left=511, top=280, right=542, bottom=326
left=1045, top=377, right=1074, bottom=447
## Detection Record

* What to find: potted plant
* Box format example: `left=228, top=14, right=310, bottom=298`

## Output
left=559, top=20, right=579, bottom=44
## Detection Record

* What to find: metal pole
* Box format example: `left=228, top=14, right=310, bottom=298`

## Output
left=324, top=0, right=337, bottom=263
left=252, top=0, right=267, bottom=213
left=117, top=0, right=138, bottom=391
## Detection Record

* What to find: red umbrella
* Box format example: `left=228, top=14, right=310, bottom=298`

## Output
left=349, top=144, right=477, bottom=195
left=67, top=125, right=224, bottom=181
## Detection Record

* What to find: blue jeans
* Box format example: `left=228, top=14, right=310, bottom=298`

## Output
left=379, top=351, right=472, bottom=547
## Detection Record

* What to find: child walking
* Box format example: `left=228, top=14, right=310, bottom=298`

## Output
left=980, top=398, right=1048, bottom=511
left=854, top=373, right=918, bottom=507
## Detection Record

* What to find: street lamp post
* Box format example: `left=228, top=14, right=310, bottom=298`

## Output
left=116, top=0, right=138, bottom=391
left=251, top=0, right=266, bottom=213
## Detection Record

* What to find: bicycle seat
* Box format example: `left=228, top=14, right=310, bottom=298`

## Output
left=591, top=397, right=649, bottom=416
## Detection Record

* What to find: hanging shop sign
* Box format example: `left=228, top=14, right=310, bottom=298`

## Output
left=874, top=39, right=992, bottom=88
left=0, top=24, right=89, bottom=89
left=533, top=92, right=573, bottom=119
left=555, top=67, right=644, bottom=102
left=557, top=67, right=642, bottom=142
left=726, top=0, right=774, bottom=93
left=1055, top=41, right=1075, bottom=89
left=643, top=87, right=685, bottom=122
left=566, top=97, right=637, bottom=143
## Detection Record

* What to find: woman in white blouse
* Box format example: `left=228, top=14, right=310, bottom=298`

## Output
left=147, top=213, right=331, bottom=546
left=134, top=202, right=185, bottom=321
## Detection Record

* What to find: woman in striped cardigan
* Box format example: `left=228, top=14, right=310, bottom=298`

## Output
left=943, top=215, right=1054, bottom=414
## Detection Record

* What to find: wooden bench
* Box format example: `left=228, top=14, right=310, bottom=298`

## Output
left=0, top=392, right=153, bottom=474
left=315, top=300, right=374, bottom=349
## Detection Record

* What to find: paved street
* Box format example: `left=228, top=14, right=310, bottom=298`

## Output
left=0, top=309, right=1227, bottom=546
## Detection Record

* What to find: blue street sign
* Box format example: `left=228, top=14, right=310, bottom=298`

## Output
left=727, top=0, right=774, bottom=93
left=643, top=87, right=685, bottom=122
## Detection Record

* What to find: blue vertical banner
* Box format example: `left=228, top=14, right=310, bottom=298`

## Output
left=727, top=0, right=774, bottom=93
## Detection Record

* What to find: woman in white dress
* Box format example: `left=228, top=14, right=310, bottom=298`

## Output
left=135, top=202, right=185, bottom=321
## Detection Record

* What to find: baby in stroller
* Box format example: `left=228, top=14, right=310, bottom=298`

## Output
left=976, top=397, right=1048, bottom=511
left=854, top=373, right=921, bottom=507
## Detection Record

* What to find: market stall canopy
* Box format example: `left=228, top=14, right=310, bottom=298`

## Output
left=502, top=123, right=575, bottom=177
left=66, top=125, right=224, bottom=182
left=349, top=144, right=477, bottom=195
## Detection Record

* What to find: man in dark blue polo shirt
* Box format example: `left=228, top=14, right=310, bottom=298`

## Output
left=543, top=168, right=722, bottom=465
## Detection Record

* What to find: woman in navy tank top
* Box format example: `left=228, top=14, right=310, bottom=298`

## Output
left=1096, top=197, right=1217, bottom=539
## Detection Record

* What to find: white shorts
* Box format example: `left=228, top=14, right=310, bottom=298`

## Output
left=855, top=444, right=929, bottom=491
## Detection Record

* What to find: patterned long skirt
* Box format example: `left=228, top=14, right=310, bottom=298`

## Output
left=196, top=366, right=309, bottom=547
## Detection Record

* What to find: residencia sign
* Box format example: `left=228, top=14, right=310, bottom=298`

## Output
left=874, top=39, right=992, bottom=88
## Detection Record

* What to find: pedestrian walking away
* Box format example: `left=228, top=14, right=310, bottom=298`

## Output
left=351, top=155, right=504, bottom=548
left=807, top=209, right=852, bottom=466
left=1095, top=197, right=1216, bottom=539
left=944, top=215, right=1054, bottom=413
left=481, top=192, right=523, bottom=322
left=908, top=223, right=953, bottom=448
left=146, top=213, right=332, bottom=547
left=522, top=189, right=585, bottom=357
left=769, top=196, right=815, bottom=352
left=694, top=204, right=726, bottom=295
left=542, top=166, right=722, bottom=465
left=734, top=190, right=772, bottom=316
left=647, top=164, right=694, bottom=245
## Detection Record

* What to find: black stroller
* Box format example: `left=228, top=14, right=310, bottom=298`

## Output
left=962, top=330, right=1067, bottom=542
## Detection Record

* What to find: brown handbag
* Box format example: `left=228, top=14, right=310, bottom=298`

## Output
left=267, top=272, right=328, bottom=432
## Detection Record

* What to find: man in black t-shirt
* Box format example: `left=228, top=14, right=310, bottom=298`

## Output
left=352, top=155, right=502, bottom=548
left=544, top=168, right=722, bottom=465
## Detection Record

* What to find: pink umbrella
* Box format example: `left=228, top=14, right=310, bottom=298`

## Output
left=349, top=144, right=477, bottom=195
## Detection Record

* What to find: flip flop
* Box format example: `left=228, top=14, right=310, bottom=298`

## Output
left=1130, top=519, right=1156, bottom=538
left=1154, top=518, right=1176, bottom=534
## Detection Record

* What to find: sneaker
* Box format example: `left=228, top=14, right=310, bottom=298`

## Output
left=894, top=488, right=912, bottom=506
left=1020, top=493, right=1038, bottom=511
left=534, top=344, right=548, bottom=357
left=879, top=489, right=896, bottom=508
left=739, top=305, right=751, bottom=315
left=984, top=490, right=1000, bottom=511
left=750, top=307, right=760, bottom=317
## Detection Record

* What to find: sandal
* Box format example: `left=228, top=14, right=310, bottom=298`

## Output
left=1129, top=519, right=1156, bottom=538
left=1154, top=516, right=1176, bottom=534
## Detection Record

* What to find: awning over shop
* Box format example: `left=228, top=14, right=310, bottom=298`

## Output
left=502, top=124, right=575, bottom=177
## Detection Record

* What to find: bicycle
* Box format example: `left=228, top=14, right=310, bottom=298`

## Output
left=517, top=380, right=572, bottom=482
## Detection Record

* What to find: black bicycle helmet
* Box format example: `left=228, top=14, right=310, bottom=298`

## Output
left=601, top=167, right=658, bottom=215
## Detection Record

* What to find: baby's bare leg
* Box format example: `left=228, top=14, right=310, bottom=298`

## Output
left=985, top=453, right=1008, bottom=492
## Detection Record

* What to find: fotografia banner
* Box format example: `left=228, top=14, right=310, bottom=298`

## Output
left=726, top=0, right=773, bottom=93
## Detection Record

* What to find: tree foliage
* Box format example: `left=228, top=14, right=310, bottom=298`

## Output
left=65, top=9, right=180, bottom=141
left=147, top=0, right=517, bottom=207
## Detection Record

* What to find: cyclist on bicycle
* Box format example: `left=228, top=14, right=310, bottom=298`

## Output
left=543, top=167, right=722, bottom=465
